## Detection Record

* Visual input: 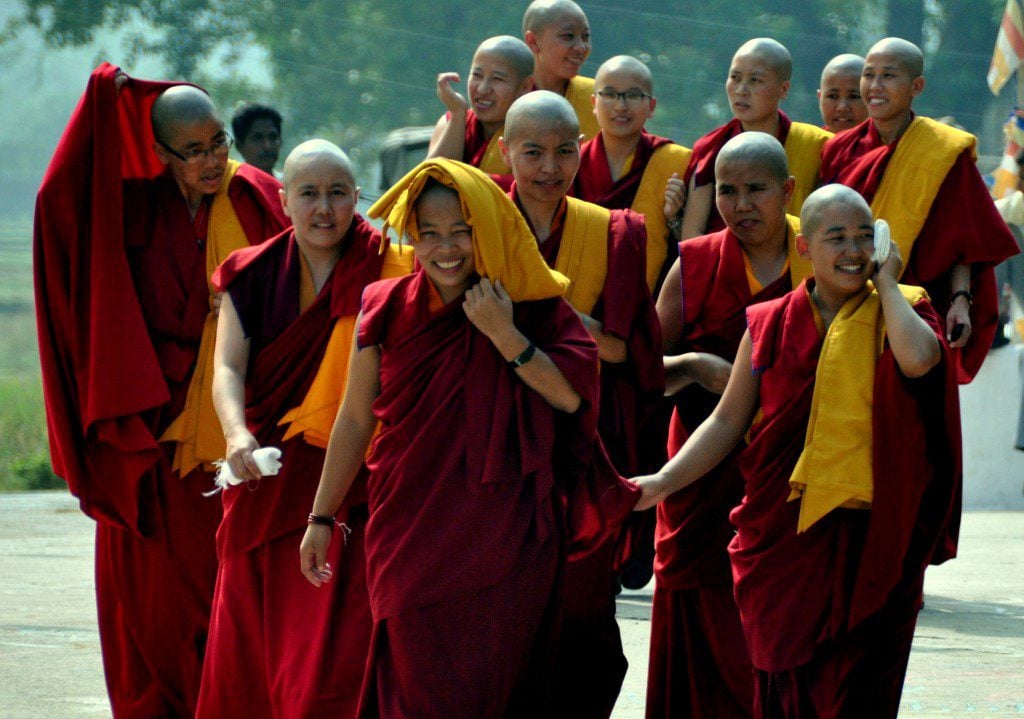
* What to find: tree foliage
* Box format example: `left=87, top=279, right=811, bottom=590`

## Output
left=4, top=0, right=1012, bottom=171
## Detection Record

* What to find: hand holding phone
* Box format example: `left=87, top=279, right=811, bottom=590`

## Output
left=871, top=219, right=891, bottom=267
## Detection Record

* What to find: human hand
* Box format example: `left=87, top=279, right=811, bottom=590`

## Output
left=211, top=292, right=224, bottom=318
left=225, top=429, right=262, bottom=482
left=633, top=473, right=671, bottom=511
left=299, top=525, right=335, bottom=587
left=663, top=172, right=686, bottom=225
left=946, top=294, right=972, bottom=348
left=690, top=353, right=732, bottom=395
left=463, top=278, right=515, bottom=342
left=436, top=72, right=468, bottom=115
left=871, top=239, right=903, bottom=291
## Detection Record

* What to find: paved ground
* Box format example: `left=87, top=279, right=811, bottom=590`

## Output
left=0, top=492, right=1021, bottom=718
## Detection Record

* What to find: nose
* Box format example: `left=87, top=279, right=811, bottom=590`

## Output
left=614, top=93, right=628, bottom=109
left=735, top=190, right=754, bottom=211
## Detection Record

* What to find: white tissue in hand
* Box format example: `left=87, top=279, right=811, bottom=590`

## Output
left=210, top=447, right=283, bottom=492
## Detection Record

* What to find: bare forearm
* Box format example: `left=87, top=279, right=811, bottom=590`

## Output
left=212, top=365, right=249, bottom=439
left=311, top=413, right=376, bottom=517
left=664, top=353, right=697, bottom=395
left=878, top=284, right=941, bottom=378
left=578, top=312, right=627, bottom=363
left=490, top=328, right=582, bottom=413
left=950, top=263, right=971, bottom=295
left=657, top=412, right=747, bottom=494
left=427, top=112, right=467, bottom=161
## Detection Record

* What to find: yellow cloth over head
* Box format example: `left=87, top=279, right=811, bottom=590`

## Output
left=784, top=122, right=833, bottom=217
left=870, top=116, right=976, bottom=276
left=632, top=143, right=693, bottom=291
left=368, top=158, right=569, bottom=302
left=788, top=282, right=929, bottom=533
left=160, top=160, right=250, bottom=475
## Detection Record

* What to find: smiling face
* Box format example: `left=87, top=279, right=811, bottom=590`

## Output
left=468, top=50, right=531, bottom=133
left=413, top=184, right=477, bottom=304
left=726, top=51, right=790, bottom=127
left=500, top=116, right=580, bottom=210
left=281, top=153, right=358, bottom=253
left=818, top=68, right=867, bottom=133
left=526, top=8, right=591, bottom=82
left=155, top=116, right=229, bottom=201
left=798, top=200, right=875, bottom=299
left=592, top=66, right=655, bottom=140
left=861, top=50, right=924, bottom=125
left=715, top=159, right=793, bottom=249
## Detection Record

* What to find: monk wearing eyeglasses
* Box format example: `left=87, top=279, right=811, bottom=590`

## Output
left=34, top=65, right=286, bottom=717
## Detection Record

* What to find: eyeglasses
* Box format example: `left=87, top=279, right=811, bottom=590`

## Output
left=159, top=134, right=234, bottom=164
left=595, top=89, right=652, bottom=104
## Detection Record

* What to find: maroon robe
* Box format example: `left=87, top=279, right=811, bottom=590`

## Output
left=575, top=130, right=680, bottom=295
left=355, top=271, right=600, bottom=717
left=819, top=118, right=1020, bottom=382
left=735, top=279, right=961, bottom=716
left=512, top=188, right=663, bottom=718
left=34, top=64, right=286, bottom=717
left=647, top=228, right=799, bottom=719
left=686, top=113, right=793, bottom=234
left=454, top=108, right=515, bottom=191
left=195, top=221, right=386, bottom=717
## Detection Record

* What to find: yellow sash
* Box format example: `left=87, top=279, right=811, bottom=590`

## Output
left=477, top=128, right=509, bottom=175
left=279, top=245, right=413, bottom=448
left=783, top=122, right=832, bottom=217
left=788, top=283, right=929, bottom=533
left=557, top=198, right=611, bottom=315
left=565, top=75, right=600, bottom=141
left=632, top=143, right=693, bottom=291
left=870, top=117, right=976, bottom=277
left=160, top=160, right=253, bottom=475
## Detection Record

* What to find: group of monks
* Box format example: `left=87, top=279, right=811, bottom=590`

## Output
left=32, top=0, right=1021, bottom=717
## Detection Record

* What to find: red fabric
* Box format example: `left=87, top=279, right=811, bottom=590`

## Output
left=646, top=583, right=754, bottom=719
left=734, top=279, right=961, bottom=675
left=647, top=229, right=797, bottom=719
left=355, top=271, right=599, bottom=714
left=460, top=108, right=515, bottom=189
left=684, top=113, right=793, bottom=234
left=574, top=130, right=675, bottom=209
left=35, top=64, right=286, bottom=717
left=197, top=519, right=372, bottom=719
left=819, top=120, right=1020, bottom=382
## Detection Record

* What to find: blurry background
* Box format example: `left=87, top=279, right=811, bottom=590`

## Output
left=0, top=0, right=1016, bottom=489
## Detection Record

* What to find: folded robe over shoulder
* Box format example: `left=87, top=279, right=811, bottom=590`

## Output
left=34, top=62, right=285, bottom=534
left=575, top=130, right=693, bottom=292
left=686, top=112, right=831, bottom=234
left=820, top=116, right=1020, bottom=382
left=733, top=279, right=961, bottom=673
left=358, top=271, right=600, bottom=620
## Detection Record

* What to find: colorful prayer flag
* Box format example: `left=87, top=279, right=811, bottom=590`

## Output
left=989, top=0, right=1024, bottom=96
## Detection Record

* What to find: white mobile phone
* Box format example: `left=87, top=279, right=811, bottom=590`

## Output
left=871, top=219, right=891, bottom=266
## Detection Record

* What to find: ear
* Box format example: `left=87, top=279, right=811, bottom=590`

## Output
left=647, top=96, right=657, bottom=119
left=911, top=76, right=925, bottom=97
left=524, top=30, right=540, bottom=55
left=518, top=76, right=536, bottom=97
left=782, top=176, right=796, bottom=207
left=279, top=187, right=291, bottom=218
left=498, top=136, right=512, bottom=168
left=353, top=186, right=361, bottom=205
left=796, top=232, right=811, bottom=259
left=153, top=142, right=171, bottom=166
left=779, top=80, right=791, bottom=102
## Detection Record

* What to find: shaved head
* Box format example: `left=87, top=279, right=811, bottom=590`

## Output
left=800, top=184, right=872, bottom=238
left=522, top=0, right=586, bottom=34
left=734, top=38, right=792, bottom=81
left=282, top=139, right=355, bottom=189
left=477, top=35, right=535, bottom=81
left=504, top=90, right=579, bottom=142
left=820, top=53, right=864, bottom=84
left=596, top=55, right=653, bottom=94
left=866, top=37, right=924, bottom=77
left=151, top=85, right=219, bottom=144
left=716, top=132, right=789, bottom=184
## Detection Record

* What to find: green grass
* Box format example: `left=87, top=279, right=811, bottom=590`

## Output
left=0, top=216, right=60, bottom=491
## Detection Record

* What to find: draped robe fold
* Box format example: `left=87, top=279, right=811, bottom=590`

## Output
left=734, top=280, right=961, bottom=717
left=354, top=271, right=601, bottom=718
left=33, top=63, right=286, bottom=717
left=195, top=220, right=401, bottom=718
